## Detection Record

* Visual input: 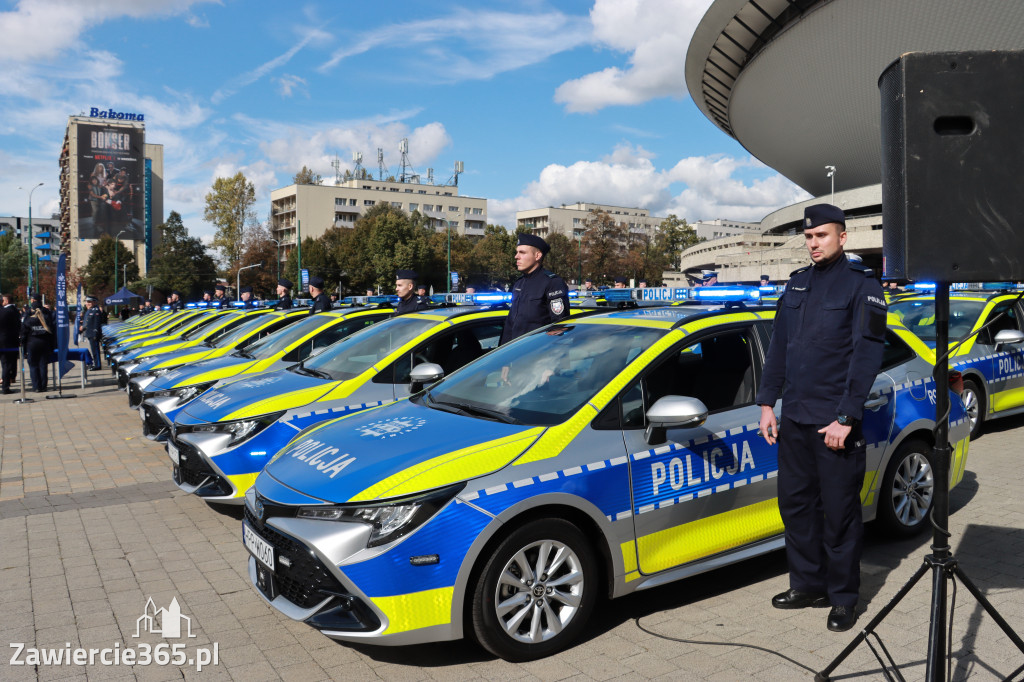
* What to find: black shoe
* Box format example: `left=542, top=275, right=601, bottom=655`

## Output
left=772, top=588, right=829, bottom=610
left=827, top=605, right=858, bottom=632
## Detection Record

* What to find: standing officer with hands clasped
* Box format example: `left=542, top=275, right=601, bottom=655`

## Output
left=755, top=203, right=887, bottom=633
left=79, top=296, right=105, bottom=371
left=499, top=233, right=570, bottom=345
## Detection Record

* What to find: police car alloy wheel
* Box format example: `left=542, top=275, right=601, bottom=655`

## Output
left=471, top=519, right=598, bottom=661
left=878, top=439, right=935, bottom=537
left=960, top=379, right=984, bottom=440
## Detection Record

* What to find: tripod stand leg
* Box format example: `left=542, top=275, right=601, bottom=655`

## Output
left=816, top=560, right=932, bottom=681
left=952, top=565, right=1024, bottom=654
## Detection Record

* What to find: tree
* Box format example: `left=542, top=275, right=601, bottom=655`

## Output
left=581, top=210, right=625, bottom=284
left=228, top=221, right=280, bottom=298
left=82, top=234, right=139, bottom=298
left=293, top=166, right=323, bottom=186
left=0, top=232, right=28, bottom=296
left=544, top=233, right=579, bottom=285
left=468, top=224, right=517, bottom=288
left=204, top=172, right=256, bottom=267
left=149, top=211, right=218, bottom=300
left=657, top=215, right=702, bottom=271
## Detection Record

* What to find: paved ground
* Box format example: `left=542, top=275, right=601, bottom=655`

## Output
left=1, top=373, right=1023, bottom=681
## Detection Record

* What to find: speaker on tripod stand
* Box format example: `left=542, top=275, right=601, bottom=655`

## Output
left=818, top=50, right=1024, bottom=682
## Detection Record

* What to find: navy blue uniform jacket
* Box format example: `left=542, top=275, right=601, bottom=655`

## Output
left=308, top=293, right=333, bottom=314
left=499, top=268, right=570, bottom=345
left=395, top=294, right=429, bottom=315
left=755, top=255, right=887, bottom=424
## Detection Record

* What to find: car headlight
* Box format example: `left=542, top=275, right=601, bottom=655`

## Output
left=120, top=363, right=140, bottom=375
left=148, top=382, right=212, bottom=404
left=181, top=412, right=285, bottom=447
left=295, top=483, right=465, bottom=548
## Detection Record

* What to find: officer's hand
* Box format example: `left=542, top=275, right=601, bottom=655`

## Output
left=759, top=405, right=778, bottom=445
left=818, top=421, right=852, bottom=451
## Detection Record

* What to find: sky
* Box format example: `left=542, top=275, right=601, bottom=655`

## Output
left=0, top=0, right=811, bottom=244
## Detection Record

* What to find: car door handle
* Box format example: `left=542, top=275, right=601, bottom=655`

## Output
left=864, top=393, right=888, bottom=410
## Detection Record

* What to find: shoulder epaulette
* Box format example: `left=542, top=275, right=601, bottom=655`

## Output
left=543, top=269, right=558, bottom=279
left=789, top=264, right=811, bottom=277
left=847, top=261, right=874, bottom=276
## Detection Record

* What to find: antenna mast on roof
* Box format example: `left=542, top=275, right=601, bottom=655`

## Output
left=352, top=152, right=363, bottom=180
left=330, top=155, right=341, bottom=185
left=377, top=148, right=390, bottom=181
left=446, top=161, right=464, bottom=187
left=398, top=138, right=420, bottom=183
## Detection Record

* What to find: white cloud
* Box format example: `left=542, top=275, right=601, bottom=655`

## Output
left=211, top=26, right=330, bottom=103
left=488, top=144, right=809, bottom=228
left=275, top=74, right=307, bottom=98
left=555, top=0, right=712, bottom=113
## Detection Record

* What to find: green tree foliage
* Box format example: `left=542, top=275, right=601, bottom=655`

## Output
left=656, top=215, right=702, bottom=270
left=229, top=221, right=280, bottom=299
left=0, top=232, right=28, bottom=296
left=468, top=224, right=517, bottom=287
left=204, top=172, right=256, bottom=267
left=82, top=234, right=139, bottom=298
left=149, top=211, right=218, bottom=300
left=581, top=210, right=624, bottom=284
left=293, top=166, right=323, bottom=186
left=543, top=232, right=580, bottom=284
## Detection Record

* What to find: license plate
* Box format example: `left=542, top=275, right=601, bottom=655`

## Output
left=167, top=442, right=179, bottom=465
left=243, top=522, right=275, bottom=573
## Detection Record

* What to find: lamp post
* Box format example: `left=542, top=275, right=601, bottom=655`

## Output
left=19, top=182, right=43, bottom=294
left=445, top=216, right=452, bottom=293
left=237, top=262, right=262, bottom=301
left=825, top=165, right=836, bottom=204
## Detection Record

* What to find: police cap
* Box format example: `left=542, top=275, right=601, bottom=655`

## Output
left=85, top=295, right=98, bottom=302
left=614, top=277, right=627, bottom=284
left=172, top=290, right=183, bottom=297
left=517, top=233, right=550, bottom=255
left=395, top=269, right=418, bottom=281
left=277, top=278, right=293, bottom=289
left=308, top=276, right=325, bottom=289
left=214, top=284, right=226, bottom=292
left=702, top=271, right=718, bottom=282
left=240, top=286, right=253, bottom=294
left=803, top=203, right=846, bottom=230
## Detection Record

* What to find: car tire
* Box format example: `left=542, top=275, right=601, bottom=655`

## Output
left=960, top=378, right=984, bottom=440
left=470, top=518, right=598, bottom=662
left=877, top=438, right=935, bottom=537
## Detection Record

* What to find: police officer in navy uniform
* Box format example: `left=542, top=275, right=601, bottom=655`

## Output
left=168, top=291, right=184, bottom=312
left=499, top=233, right=570, bottom=345
left=239, top=286, right=257, bottom=309
left=395, top=269, right=429, bottom=314
left=308, top=276, right=332, bottom=314
left=755, top=203, right=887, bottom=633
left=21, top=296, right=55, bottom=392
left=212, top=284, right=228, bottom=308
left=200, top=291, right=214, bottom=308
left=274, top=278, right=293, bottom=310
left=78, top=296, right=105, bottom=371
left=0, top=293, right=20, bottom=393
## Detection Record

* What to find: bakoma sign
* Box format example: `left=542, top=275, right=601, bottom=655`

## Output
left=89, top=107, right=145, bottom=121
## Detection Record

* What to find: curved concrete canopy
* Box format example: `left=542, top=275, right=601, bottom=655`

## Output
left=686, top=0, right=1024, bottom=197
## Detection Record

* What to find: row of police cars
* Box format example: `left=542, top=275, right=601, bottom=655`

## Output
left=93, top=281, right=1024, bottom=661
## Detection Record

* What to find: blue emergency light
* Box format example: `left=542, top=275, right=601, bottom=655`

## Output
left=692, top=286, right=762, bottom=302
left=185, top=302, right=197, bottom=309
left=601, top=289, right=634, bottom=302
left=470, top=293, right=513, bottom=304
left=368, top=295, right=399, bottom=304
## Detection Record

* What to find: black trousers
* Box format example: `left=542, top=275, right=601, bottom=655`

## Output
left=0, top=350, right=17, bottom=390
left=25, top=342, right=50, bottom=391
left=87, top=336, right=102, bottom=369
left=777, top=416, right=866, bottom=607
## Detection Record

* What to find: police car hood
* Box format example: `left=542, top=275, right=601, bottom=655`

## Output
left=179, top=368, right=337, bottom=423
left=146, top=353, right=255, bottom=392
left=263, top=401, right=544, bottom=504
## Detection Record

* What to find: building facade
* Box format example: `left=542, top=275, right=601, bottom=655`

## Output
left=269, top=179, right=488, bottom=260
left=58, top=115, right=164, bottom=276
left=692, top=218, right=760, bottom=241
left=515, top=203, right=666, bottom=241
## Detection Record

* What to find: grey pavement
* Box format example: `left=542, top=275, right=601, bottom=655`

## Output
left=2, top=373, right=1023, bottom=681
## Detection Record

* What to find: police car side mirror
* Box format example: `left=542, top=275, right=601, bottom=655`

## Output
left=994, top=329, right=1024, bottom=350
left=409, top=362, right=445, bottom=393
left=644, top=396, right=709, bottom=445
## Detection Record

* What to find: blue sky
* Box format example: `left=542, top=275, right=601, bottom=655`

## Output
left=0, top=0, right=809, bottom=244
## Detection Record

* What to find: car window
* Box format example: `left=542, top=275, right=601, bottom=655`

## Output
left=881, top=330, right=916, bottom=371
left=889, top=299, right=986, bottom=346
left=382, top=322, right=504, bottom=384
left=303, top=316, right=437, bottom=381
left=978, top=301, right=1022, bottom=345
left=281, top=317, right=385, bottom=363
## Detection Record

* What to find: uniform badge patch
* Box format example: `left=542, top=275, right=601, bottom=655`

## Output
left=550, top=298, right=564, bottom=315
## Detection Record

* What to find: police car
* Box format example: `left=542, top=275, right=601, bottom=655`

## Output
left=240, top=295, right=970, bottom=661
left=106, top=310, right=217, bottom=364
left=167, top=306, right=511, bottom=504
left=121, top=309, right=311, bottom=405
left=138, top=307, right=393, bottom=439
left=889, top=285, right=1024, bottom=438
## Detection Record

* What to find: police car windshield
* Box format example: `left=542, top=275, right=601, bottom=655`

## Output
left=243, top=314, right=334, bottom=358
left=180, top=312, right=229, bottom=340
left=889, top=299, right=987, bottom=346
left=423, top=323, right=665, bottom=426
left=209, top=313, right=274, bottom=348
left=301, top=316, right=436, bottom=381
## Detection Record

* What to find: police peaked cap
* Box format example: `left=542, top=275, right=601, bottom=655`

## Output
left=278, top=278, right=293, bottom=289
left=702, top=271, right=718, bottom=281
left=85, top=295, right=98, bottom=302
left=203, top=290, right=213, bottom=296
left=240, top=286, right=253, bottom=294
left=214, top=284, right=226, bottom=291
left=308, top=276, right=325, bottom=289
left=395, top=269, right=418, bottom=281
left=803, top=203, right=846, bottom=229
left=614, top=277, right=627, bottom=284
left=172, top=290, right=182, bottom=297
left=517, top=233, right=550, bottom=255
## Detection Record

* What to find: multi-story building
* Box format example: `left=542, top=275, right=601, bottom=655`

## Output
left=515, top=203, right=666, bottom=241
left=269, top=179, right=488, bottom=262
left=58, top=114, right=164, bottom=276
left=692, top=218, right=760, bottom=241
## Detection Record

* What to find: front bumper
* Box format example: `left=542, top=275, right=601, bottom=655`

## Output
left=169, top=433, right=239, bottom=501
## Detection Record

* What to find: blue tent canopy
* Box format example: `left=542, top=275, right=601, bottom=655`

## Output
left=105, top=287, right=144, bottom=306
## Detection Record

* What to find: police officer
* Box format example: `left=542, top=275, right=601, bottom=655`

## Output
left=78, top=296, right=105, bottom=371
left=212, top=284, right=228, bottom=307
left=756, top=203, right=886, bottom=633
left=0, top=293, right=19, bottom=394
left=200, top=291, right=214, bottom=307
left=168, top=291, right=183, bottom=312
left=308, top=276, right=332, bottom=314
left=395, top=269, right=429, bottom=314
left=499, top=233, right=570, bottom=345
left=140, top=299, right=154, bottom=315
left=21, top=296, right=55, bottom=392
left=613, top=277, right=628, bottom=288
left=239, top=286, right=257, bottom=309
left=275, top=278, right=293, bottom=310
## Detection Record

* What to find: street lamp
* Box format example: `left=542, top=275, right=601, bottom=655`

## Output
left=825, top=165, right=836, bottom=204
left=237, top=262, right=262, bottom=301
left=19, top=182, right=43, bottom=293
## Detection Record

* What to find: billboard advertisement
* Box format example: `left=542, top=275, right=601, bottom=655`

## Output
left=77, top=123, right=145, bottom=240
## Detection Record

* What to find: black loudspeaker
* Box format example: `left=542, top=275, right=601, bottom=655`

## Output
left=879, top=50, right=1024, bottom=282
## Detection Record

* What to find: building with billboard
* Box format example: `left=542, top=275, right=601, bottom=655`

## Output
left=680, top=0, right=1024, bottom=282
left=270, top=179, right=487, bottom=265
left=58, top=114, right=164, bottom=276
left=515, top=203, right=666, bottom=241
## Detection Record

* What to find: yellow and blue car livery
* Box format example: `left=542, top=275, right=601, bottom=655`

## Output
left=101, top=309, right=189, bottom=351
left=122, top=309, right=312, bottom=407
left=167, top=306, right=510, bottom=504
left=240, top=303, right=970, bottom=661
left=139, top=307, right=393, bottom=439
left=105, top=310, right=216, bottom=364
left=101, top=309, right=171, bottom=337
left=889, top=286, right=1024, bottom=438
left=114, top=309, right=270, bottom=388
